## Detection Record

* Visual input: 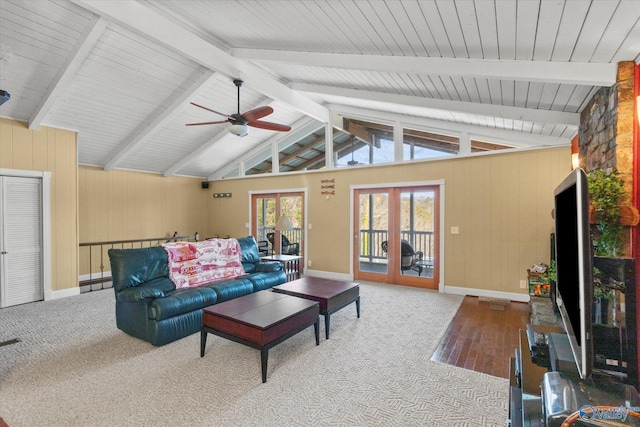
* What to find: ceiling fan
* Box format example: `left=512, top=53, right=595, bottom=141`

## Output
left=186, top=79, right=291, bottom=137
left=347, top=136, right=360, bottom=166
left=335, top=135, right=361, bottom=167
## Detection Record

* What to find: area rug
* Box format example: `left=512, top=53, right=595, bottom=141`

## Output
left=0, top=281, right=508, bottom=426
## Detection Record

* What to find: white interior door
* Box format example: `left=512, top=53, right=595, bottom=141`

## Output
left=0, top=176, right=43, bottom=307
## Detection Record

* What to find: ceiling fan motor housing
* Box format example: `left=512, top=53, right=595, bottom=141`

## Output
left=228, top=111, right=249, bottom=136
left=229, top=113, right=247, bottom=125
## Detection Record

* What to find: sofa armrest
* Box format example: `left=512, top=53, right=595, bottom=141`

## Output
left=255, top=261, right=283, bottom=273
left=117, top=286, right=165, bottom=303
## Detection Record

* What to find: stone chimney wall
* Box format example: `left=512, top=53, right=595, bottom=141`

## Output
left=579, top=61, right=635, bottom=204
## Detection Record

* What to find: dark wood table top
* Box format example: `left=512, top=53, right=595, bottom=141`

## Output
left=203, top=290, right=318, bottom=330
left=273, top=276, right=358, bottom=299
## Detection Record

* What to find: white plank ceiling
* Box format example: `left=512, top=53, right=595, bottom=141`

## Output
left=1, top=0, right=639, bottom=179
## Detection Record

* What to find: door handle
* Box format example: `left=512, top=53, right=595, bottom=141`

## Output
left=1, top=251, right=6, bottom=254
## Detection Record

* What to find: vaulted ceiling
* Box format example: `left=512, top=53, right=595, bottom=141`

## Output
left=1, top=1, right=639, bottom=179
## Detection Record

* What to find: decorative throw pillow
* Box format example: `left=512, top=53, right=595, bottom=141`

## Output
left=162, top=242, right=197, bottom=262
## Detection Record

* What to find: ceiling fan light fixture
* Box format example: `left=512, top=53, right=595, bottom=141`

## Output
left=0, top=90, right=10, bottom=106
left=228, top=123, right=248, bottom=137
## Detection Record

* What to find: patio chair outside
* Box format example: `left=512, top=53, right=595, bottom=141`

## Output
left=266, top=232, right=300, bottom=255
left=381, top=239, right=424, bottom=275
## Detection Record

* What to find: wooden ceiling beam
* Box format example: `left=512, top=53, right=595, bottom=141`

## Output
left=279, top=135, right=324, bottom=165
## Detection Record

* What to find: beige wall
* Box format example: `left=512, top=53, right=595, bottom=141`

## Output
left=0, top=118, right=217, bottom=289
left=0, top=118, right=78, bottom=292
left=0, top=115, right=572, bottom=297
left=208, top=147, right=572, bottom=296
left=79, top=166, right=215, bottom=275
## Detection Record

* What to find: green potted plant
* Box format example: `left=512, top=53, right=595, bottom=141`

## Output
left=593, top=267, right=613, bottom=323
left=587, top=169, right=626, bottom=257
left=546, top=259, right=556, bottom=284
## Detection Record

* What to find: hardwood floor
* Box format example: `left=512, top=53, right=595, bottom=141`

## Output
left=431, top=295, right=530, bottom=379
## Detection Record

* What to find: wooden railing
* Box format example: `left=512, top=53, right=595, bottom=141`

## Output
left=78, top=232, right=198, bottom=291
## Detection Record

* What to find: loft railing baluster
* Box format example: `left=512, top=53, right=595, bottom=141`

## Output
left=79, top=233, right=197, bottom=292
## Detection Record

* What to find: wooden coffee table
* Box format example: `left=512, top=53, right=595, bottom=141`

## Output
left=273, top=277, right=360, bottom=339
left=201, top=291, right=319, bottom=383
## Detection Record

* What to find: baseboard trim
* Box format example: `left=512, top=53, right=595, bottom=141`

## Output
left=302, top=272, right=530, bottom=302
left=444, top=285, right=530, bottom=303
left=51, top=287, right=81, bottom=300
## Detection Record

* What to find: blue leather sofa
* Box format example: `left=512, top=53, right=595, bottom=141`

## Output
left=108, top=236, right=286, bottom=346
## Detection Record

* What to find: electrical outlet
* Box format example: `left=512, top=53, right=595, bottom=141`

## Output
left=308, top=260, right=312, bottom=267
left=520, top=280, right=528, bottom=289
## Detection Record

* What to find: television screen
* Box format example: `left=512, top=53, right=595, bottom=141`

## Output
left=553, top=167, right=593, bottom=379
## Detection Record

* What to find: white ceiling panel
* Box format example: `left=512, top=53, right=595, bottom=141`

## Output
left=0, top=0, right=638, bottom=178
left=0, top=0, right=95, bottom=120
left=44, top=21, right=209, bottom=168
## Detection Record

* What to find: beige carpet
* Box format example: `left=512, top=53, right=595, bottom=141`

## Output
left=0, top=281, right=508, bottom=426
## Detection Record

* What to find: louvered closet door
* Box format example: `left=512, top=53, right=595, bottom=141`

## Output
left=0, top=176, right=43, bottom=307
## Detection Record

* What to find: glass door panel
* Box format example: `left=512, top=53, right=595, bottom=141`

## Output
left=279, top=195, right=303, bottom=256
left=396, top=189, right=436, bottom=286
left=253, top=195, right=276, bottom=254
left=354, top=190, right=389, bottom=282
left=252, top=192, right=304, bottom=257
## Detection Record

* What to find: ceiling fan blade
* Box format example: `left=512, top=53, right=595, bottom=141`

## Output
left=190, top=102, right=232, bottom=119
left=247, top=120, right=291, bottom=132
left=241, top=106, right=274, bottom=122
left=185, top=120, right=229, bottom=126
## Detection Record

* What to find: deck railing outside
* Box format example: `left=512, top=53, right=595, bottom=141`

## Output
left=78, top=232, right=198, bottom=291
left=359, top=229, right=434, bottom=262
left=255, top=227, right=431, bottom=260
left=256, top=227, right=303, bottom=253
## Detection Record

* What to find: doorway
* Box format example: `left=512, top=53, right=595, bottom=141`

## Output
left=354, top=185, right=439, bottom=290
left=0, top=175, right=44, bottom=307
left=251, top=192, right=304, bottom=257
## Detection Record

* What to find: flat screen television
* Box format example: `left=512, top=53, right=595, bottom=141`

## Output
left=553, top=167, right=593, bottom=379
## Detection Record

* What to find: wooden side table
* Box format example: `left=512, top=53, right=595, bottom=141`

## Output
left=260, top=254, right=303, bottom=281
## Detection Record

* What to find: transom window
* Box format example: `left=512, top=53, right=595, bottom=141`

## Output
left=403, top=127, right=459, bottom=160
left=225, top=116, right=517, bottom=177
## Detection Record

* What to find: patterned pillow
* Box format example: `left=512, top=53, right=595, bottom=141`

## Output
left=162, top=242, right=196, bottom=262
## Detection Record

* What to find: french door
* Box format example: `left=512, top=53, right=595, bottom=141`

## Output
left=251, top=192, right=304, bottom=256
left=354, top=186, right=439, bottom=290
